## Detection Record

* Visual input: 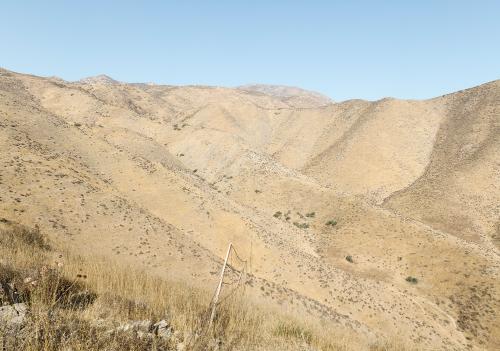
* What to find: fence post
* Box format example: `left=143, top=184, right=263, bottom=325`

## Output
left=208, top=242, right=232, bottom=330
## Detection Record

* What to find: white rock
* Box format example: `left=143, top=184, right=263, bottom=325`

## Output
left=152, top=319, right=173, bottom=340
left=0, top=303, right=27, bottom=327
left=116, top=319, right=152, bottom=333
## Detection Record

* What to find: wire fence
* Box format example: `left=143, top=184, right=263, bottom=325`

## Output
left=186, top=242, right=250, bottom=349
left=206, top=244, right=247, bottom=322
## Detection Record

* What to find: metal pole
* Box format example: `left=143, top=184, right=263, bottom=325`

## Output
left=208, top=242, right=232, bottom=330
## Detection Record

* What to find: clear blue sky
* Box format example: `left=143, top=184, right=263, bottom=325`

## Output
left=1, top=1, right=499, bottom=101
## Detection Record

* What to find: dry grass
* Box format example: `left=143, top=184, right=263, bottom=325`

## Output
left=0, top=222, right=414, bottom=350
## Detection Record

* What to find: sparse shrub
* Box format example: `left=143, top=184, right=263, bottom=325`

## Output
left=305, top=212, right=315, bottom=218
left=293, top=222, right=309, bottom=229
left=73, top=122, right=82, bottom=127
left=255, top=189, right=261, bottom=194
left=273, top=211, right=282, bottom=218
left=405, top=276, right=418, bottom=284
left=326, top=219, right=337, bottom=227
left=346, top=255, right=354, bottom=263
left=284, top=210, right=291, bottom=221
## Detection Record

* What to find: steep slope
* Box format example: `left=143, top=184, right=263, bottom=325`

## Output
left=384, top=81, right=500, bottom=249
left=302, top=99, right=445, bottom=201
left=1, top=68, right=499, bottom=350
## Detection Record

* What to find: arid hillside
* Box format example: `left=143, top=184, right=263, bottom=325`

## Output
left=0, top=68, right=499, bottom=350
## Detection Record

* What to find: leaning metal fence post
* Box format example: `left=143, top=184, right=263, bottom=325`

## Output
left=208, top=242, right=232, bottom=330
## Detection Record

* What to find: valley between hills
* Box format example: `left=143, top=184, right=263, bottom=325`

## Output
left=0, top=68, right=499, bottom=350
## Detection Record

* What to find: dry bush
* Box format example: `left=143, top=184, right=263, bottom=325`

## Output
left=0, top=223, right=49, bottom=250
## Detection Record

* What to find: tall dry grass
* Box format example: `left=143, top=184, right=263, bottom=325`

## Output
left=0, top=222, right=413, bottom=350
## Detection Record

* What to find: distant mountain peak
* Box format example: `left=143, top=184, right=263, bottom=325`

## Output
left=78, top=74, right=119, bottom=85
left=238, top=84, right=333, bottom=107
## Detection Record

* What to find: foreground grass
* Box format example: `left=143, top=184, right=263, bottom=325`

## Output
left=0, top=222, right=412, bottom=350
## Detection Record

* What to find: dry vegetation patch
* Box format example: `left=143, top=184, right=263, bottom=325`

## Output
left=0, top=223, right=415, bottom=350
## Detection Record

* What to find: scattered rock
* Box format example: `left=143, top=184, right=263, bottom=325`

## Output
left=0, top=303, right=27, bottom=329
left=152, top=319, right=173, bottom=340
left=108, top=318, right=173, bottom=341
left=115, top=319, right=151, bottom=333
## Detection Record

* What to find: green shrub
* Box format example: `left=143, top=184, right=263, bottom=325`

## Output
left=325, top=220, right=337, bottom=227
left=405, top=276, right=418, bottom=284
left=293, top=222, right=309, bottom=229
left=273, top=211, right=282, bottom=218
left=305, top=212, right=315, bottom=218
left=345, top=255, right=354, bottom=263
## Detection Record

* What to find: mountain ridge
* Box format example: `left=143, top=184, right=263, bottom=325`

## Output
left=0, top=68, right=499, bottom=350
